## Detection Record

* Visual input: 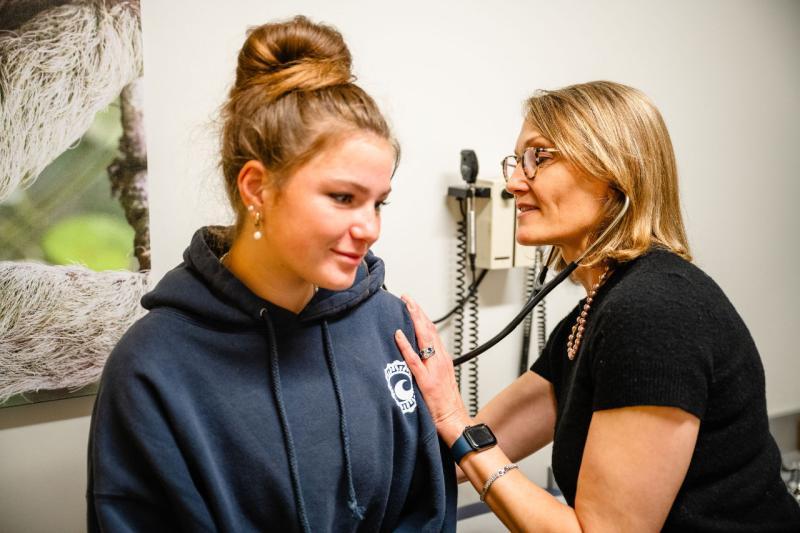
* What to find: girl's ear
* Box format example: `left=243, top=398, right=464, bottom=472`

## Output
left=236, top=160, right=270, bottom=209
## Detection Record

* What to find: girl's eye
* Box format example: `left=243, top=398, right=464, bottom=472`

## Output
left=330, top=193, right=353, bottom=204
left=375, top=200, right=390, bottom=211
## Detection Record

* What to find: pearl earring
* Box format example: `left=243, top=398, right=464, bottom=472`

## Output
left=253, top=212, right=262, bottom=240
left=248, top=205, right=263, bottom=240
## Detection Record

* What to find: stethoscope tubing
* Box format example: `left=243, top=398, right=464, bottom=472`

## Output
left=452, top=261, right=573, bottom=366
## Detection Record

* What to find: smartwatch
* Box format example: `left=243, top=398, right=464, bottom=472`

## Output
left=450, top=423, right=497, bottom=464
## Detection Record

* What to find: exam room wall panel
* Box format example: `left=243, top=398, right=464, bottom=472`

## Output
left=1, top=1, right=797, bottom=531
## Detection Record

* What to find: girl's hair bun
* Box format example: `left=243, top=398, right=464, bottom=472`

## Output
left=220, top=15, right=396, bottom=229
left=234, top=15, right=353, bottom=100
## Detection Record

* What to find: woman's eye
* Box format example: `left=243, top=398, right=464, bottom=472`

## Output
left=535, top=151, right=554, bottom=166
left=330, top=193, right=353, bottom=204
left=375, top=200, right=390, bottom=211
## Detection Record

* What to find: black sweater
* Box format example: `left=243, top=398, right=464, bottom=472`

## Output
left=532, top=249, right=800, bottom=531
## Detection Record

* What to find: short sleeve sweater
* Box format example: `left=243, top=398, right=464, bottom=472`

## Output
left=531, top=249, right=800, bottom=532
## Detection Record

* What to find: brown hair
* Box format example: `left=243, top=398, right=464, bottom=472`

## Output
left=524, top=80, right=691, bottom=269
left=220, top=15, right=398, bottom=230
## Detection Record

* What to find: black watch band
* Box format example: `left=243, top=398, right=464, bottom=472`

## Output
left=450, top=423, right=497, bottom=464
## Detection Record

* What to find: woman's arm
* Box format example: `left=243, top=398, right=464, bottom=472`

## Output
left=574, top=406, right=699, bottom=532
left=474, top=371, right=556, bottom=463
left=453, top=372, right=556, bottom=484
left=395, top=295, right=699, bottom=532
left=448, top=405, right=699, bottom=533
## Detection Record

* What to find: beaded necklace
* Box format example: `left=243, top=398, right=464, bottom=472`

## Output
left=567, top=265, right=612, bottom=360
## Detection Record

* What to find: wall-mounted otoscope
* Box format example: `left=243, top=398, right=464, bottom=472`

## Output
left=453, top=195, right=631, bottom=367
left=460, top=149, right=479, bottom=274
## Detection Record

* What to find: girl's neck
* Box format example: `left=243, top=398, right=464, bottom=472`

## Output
left=223, top=238, right=316, bottom=314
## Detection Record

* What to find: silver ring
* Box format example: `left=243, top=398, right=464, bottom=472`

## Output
left=419, top=346, right=436, bottom=360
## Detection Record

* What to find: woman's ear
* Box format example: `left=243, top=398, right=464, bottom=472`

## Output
left=236, top=160, right=270, bottom=208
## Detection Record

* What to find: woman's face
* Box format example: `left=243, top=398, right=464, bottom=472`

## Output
left=507, top=121, right=610, bottom=260
left=260, top=132, right=395, bottom=291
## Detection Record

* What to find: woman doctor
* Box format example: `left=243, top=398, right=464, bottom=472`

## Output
left=395, top=81, right=800, bottom=532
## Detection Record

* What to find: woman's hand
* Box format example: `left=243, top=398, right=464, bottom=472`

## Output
left=395, top=295, right=472, bottom=446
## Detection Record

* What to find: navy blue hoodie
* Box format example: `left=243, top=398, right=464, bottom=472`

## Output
left=87, top=227, right=457, bottom=532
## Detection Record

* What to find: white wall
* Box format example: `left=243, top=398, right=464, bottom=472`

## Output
left=1, top=1, right=798, bottom=531
left=142, top=0, right=800, bottom=416
left=0, top=396, right=94, bottom=533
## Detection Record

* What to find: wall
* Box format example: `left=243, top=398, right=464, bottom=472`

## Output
left=1, top=1, right=798, bottom=531
left=0, top=396, right=93, bottom=533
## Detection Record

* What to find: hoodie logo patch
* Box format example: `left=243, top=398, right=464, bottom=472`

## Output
left=384, top=361, right=416, bottom=414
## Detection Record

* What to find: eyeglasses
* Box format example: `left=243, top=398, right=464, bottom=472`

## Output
left=501, top=147, right=560, bottom=182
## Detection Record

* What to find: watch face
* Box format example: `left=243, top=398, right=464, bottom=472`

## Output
left=465, top=424, right=497, bottom=448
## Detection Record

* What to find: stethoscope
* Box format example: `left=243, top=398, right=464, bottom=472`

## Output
left=453, top=194, right=631, bottom=367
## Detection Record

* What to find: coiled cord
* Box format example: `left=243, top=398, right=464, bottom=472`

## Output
left=453, top=214, right=466, bottom=390
left=534, top=247, right=548, bottom=355
left=518, top=265, right=537, bottom=376
left=466, top=280, right=480, bottom=416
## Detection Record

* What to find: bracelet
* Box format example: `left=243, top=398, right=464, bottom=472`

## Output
left=479, top=463, right=518, bottom=502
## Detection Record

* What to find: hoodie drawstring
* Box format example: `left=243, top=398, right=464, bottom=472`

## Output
left=321, top=320, right=366, bottom=521
left=262, top=308, right=312, bottom=533
left=261, top=309, right=365, bottom=530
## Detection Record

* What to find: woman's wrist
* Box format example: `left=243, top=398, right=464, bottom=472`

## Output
left=438, top=413, right=475, bottom=447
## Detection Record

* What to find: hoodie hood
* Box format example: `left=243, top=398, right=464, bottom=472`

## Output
left=142, top=226, right=386, bottom=327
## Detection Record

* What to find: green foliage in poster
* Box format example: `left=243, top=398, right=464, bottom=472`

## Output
left=41, top=213, right=134, bottom=271
left=0, top=101, right=129, bottom=265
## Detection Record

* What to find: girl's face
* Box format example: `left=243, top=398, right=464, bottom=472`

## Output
left=506, top=121, right=610, bottom=262
left=260, top=132, right=395, bottom=290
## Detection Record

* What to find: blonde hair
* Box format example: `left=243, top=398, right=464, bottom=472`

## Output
left=220, top=15, right=398, bottom=231
left=524, top=80, right=691, bottom=269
